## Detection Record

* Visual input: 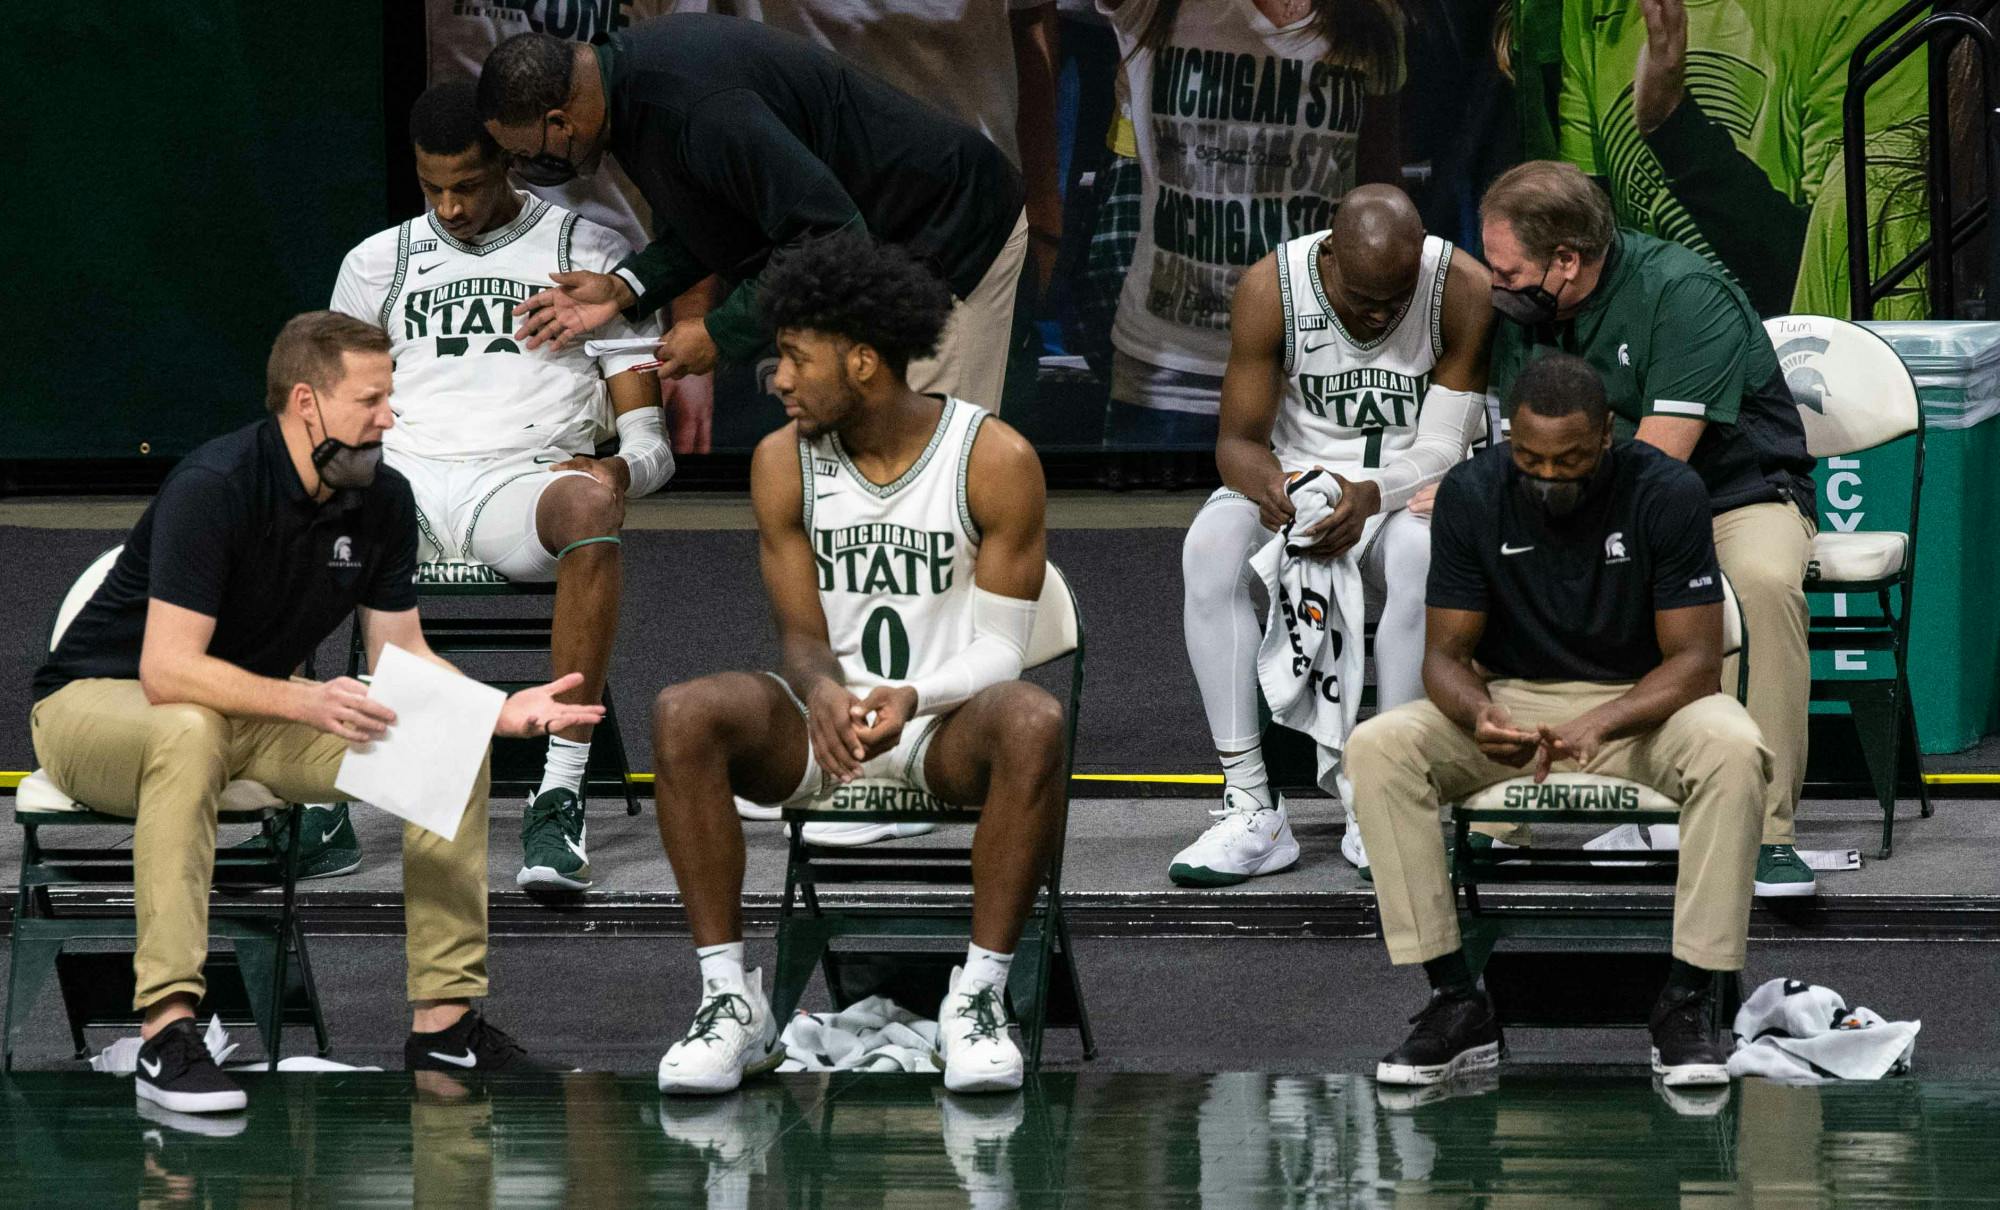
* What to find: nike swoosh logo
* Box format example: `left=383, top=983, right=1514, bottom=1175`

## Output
left=416, top=262, right=443, bottom=275
left=427, top=1048, right=479, bottom=1068
left=564, top=835, right=588, bottom=861
left=1301, top=339, right=1336, bottom=355
left=140, top=1057, right=163, bottom=1079
left=815, top=491, right=838, bottom=500
left=1500, top=543, right=1535, bottom=555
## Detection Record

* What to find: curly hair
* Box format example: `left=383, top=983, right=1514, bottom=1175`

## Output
left=757, top=231, right=954, bottom=379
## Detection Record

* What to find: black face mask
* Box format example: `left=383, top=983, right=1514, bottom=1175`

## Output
left=1491, top=262, right=1563, bottom=327
left=1515, top=450, right=1609, bottom=519
left=512, top=120, right=579, bottom=187
left=306, top=392, right=383, bottom=491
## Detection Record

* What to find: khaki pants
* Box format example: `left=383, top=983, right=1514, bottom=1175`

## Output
left=29, top=678, right=490, bottom=1010
left=1713, top=501, right=1815, bottom=845
left=1345, top=680, right=1769, bottom=971
left=907, top=209, right=1028, bottom=412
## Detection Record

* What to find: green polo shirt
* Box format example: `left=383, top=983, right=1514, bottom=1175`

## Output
left=1491, top=229, right=1815, bottom=516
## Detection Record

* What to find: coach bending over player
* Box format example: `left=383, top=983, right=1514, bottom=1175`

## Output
left=30, top=313, right=600, bottom=1115
left=1345, top=354, right=1766, bottom=1090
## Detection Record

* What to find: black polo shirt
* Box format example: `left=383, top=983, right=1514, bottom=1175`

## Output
left=600, top=14, right=1025, bottom=359
left=1427, top=440, right=1724, bottom=683
left=33, top=420, right=418, bottom=700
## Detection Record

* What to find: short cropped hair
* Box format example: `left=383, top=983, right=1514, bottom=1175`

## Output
left=757, top=232, right=954, bottom=379
left=1508, top=352, right=1610, bottom=426
left=410, top=81, right=501, bottom=160
left=1481, top=160, right=1617, bottom=263
left=477, top=33, right=575, bottom=127
left=265, top=312, right=391, bottom=415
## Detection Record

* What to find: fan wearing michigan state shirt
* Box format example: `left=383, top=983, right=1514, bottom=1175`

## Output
left=1172, top=185, right=1493, bottom=888
left=648, top=231, right=1062, bottom=1097
left=324, top=82, right=668, bottom=893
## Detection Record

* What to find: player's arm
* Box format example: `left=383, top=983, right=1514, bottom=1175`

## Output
left=1216, top=254, right=1292, bottom=531
left=752, top=426, right=867, bottom=779
left=552, top=369, right=673, bottom=498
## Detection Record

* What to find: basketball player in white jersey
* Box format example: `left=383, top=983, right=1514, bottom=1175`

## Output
left=648, top=232, right=1063, bottom=1095
left=326, top=83, right=670, bottom=892
left=1170, top=185, right=1494, bottom=886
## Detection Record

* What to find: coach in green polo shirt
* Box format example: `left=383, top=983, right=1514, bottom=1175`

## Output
left=1479, top=160, right=1818, bottom=898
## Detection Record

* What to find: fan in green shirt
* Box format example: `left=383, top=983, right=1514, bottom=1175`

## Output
left=1558, top=0, right=1929, bottom=318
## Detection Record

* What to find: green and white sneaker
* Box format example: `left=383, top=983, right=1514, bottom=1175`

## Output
left=518, top=788, right=593, bottom=890
left=227, top=803, right=362, bottom=880
left=1753, top=844, right=1816, bottom=898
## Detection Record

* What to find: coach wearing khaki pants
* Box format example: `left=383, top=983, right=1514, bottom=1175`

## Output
left=1349, top=355, right=1767, bottom=1092
left=29, top=312, right=601, bottom=1115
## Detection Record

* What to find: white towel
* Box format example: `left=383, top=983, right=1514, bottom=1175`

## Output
left=1726, top=978, right=1920, bottom=1081
left=776, top=996, right=942, bottom=1073
left=1251, top=469, right=1380, bottom=812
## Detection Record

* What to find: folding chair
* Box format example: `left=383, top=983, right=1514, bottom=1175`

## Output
left=6, top=546, right=326, bottom=1070
left=344, top=560, right=639, bottom=815
left=770, top=561, right=1095, bottom=1070
left=1446, top=576, right=1750, bottom=1036
left=1764, top=314, right=1930, bottom=858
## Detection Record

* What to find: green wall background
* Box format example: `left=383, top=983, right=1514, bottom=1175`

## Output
left=3, top=6, right=387, bottom=460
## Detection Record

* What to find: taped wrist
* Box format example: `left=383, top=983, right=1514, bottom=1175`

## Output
left=615, top=405, right=674, bottom=498
left=907, top=587, right=1038, bottom=716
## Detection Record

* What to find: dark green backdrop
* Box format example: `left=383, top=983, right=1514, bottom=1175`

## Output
left=5, top=6, right=387, bottom=460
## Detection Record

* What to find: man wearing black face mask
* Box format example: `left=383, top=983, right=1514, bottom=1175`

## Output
left=30, top=313, right=601, bottom=1114
left=1480, top=160, right=1819, bottom=900
left=1345, top=353, right=1767, bottom=1089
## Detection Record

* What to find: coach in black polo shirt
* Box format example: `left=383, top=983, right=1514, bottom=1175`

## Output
left=1345, top=353, right=1767, bottom=1091
left=30, top=312, right=598, bottom=1115
left=475, top=14, right=1028, bottom=409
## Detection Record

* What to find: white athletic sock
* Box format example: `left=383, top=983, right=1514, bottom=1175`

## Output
left=1219, top=748, right=1272, bottom=810
left=962, top=943, right=1014, bottom=992
left=537, top=734, right=591, bottom=799
left=696, top=941, right=746, bottom=989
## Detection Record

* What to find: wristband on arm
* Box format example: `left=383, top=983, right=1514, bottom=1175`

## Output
left=907, top=587, right=1039, bottom=716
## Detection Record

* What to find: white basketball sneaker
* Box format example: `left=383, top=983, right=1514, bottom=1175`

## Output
left=936, top=1084, right=1026, bottom=1201
left=1340, top=821, right=1370, bottom=879
left=1168, top=789, right=1299, bottom=887
left=799, top=820, right=939, bottom=847
left=658, top=968, right=782, bottom=1095
left=936, top=967, right=1025, bottom=1094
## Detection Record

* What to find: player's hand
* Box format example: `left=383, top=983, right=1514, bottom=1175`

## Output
left=514, top=270, right=634, bottom=352
left=1472, top=702, right=1539, bottom=767
left=1533, top=716, right=1608, bottom=783
left=302, top=677, right=396, bottom=744
left=549, top=454, right=632, bottom=496
left=656, top=317, right=719, bottom=380
left=1407, top=482, right=1439, bottom=517
left=1634, top=0, right=1688, bottom=134
left=495, top=672, right=606, bottom=738
left=1253, top=469, right=1297, bottom=532
left=1301, top=474, right=1381, bottom=559
left=805, top=676, right=868, bottom=783
left=665, top=373, right=714, bottom=454
left=851, top=685, right=919, bottom=760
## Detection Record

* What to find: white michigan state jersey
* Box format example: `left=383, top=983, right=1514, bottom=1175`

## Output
left=330, top=192, right=657, bottom=461
left=1271, top=232, right=1453, bottom=475
left=803, top=398, right=988, bottom=695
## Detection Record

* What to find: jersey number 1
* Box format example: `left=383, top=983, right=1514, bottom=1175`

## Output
left=1362, top=427, right=1384, bottom=468
left=861, top=606, right=911, bottom=680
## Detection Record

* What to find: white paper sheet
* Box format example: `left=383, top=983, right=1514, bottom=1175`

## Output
left=335, top=644, right=503, bottom=841
left=583, top=336, right=661, bottom=356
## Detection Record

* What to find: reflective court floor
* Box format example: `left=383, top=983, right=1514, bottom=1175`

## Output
left=5, top=1072, right=1998, bottom=1208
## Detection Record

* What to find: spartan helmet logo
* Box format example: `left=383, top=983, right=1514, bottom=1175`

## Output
left=1297, top=586, right=1329, bottom=631
left=1605, top=531, right=1627, bottom=561
left=332, top=536, right=354, bottom=563
left=1775, top=335, right=1832, bottom=414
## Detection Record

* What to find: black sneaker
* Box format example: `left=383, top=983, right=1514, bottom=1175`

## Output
left=135, top=1018, right=247, bottom=1114
left=406, top=1010, right=562, bottom=1073
left=1376, top=990, right=1503, bottom=1086
left=1649, top=983, right=1731, bottom=1087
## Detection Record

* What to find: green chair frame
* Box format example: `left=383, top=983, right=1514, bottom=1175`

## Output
left=770, top=562, right=1095, bottom=1071
left=5, top=545, right=325, bottom=1071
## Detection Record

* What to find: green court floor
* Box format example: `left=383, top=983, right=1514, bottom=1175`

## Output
left=4, top=1071, right=1995, bottom=1207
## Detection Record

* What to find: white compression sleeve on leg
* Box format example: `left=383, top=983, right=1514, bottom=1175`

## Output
left=1372, top=385, right=1487, bottom=512
left=614, top=406, right=675, bottom=498
left=907, top=587, right=1038, bottom=716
